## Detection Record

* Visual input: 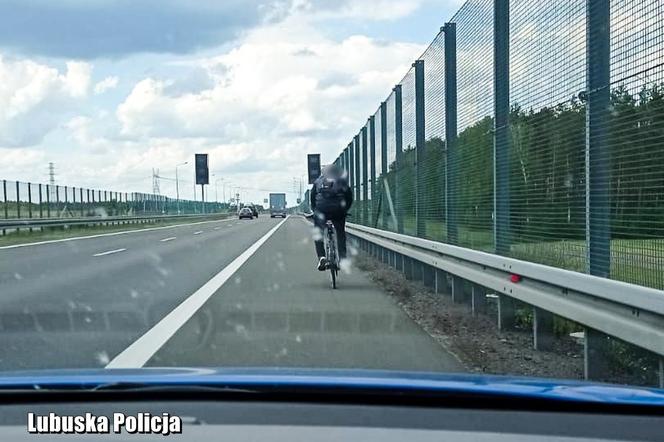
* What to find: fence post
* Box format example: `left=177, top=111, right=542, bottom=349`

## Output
left=55, top=185, right=60, bottom=217
left=27, top=183, right=32, bottom=218
left=494, top=2, right=510, bottom=255
left=394, top=84, right=404, bottom=234
left=354, top=134, right=361, bottom=221
left=584, top=328, right=611, bottom=381
left=586, top=0, right=611, bottom=277
left=497, top=294, right=516, bottom=331
left=348, top=142, right=355, bottom=218
left=369, top=115, right=376, bottom=225
left=46, top=185, right=51, bottom=218
left=361, top=124, right=369, bottom=225
left=80, top=188, right=84, bottom=217
left=16, top=181, right=20, bottom=218
left=380, top=101, right=388, bottom=230
left=471, top=284, right=487, bottom=315
left=443, top=23, right=458, bottom=245
left=414, top=59, right=426, bottom=237
left=38, top=184, right=43, bottom=218
left=2, top=180, right=6, bottom=234
left=533, top=307, right=554, bottom=351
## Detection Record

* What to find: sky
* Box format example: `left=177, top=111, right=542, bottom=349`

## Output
left=0, top=0, right=464, bottom=205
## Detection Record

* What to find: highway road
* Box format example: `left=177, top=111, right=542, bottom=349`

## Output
left=0, top=216, right=463, bottom=373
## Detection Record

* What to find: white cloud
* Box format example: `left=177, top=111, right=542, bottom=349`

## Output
left=0, top=56, right=92, bottom=146
left=110, top=29, right=419, bottom=199
left=0, top=147, right=45, bottom=179
left=71, top=15, right=423, bottom=201
left=116, top=20, right=421, bottom=143
left=324, top=0, right=423, bottom=21
left=0, top=4, right=436, bottom=202
left=94, top=76, right=119, bottom=95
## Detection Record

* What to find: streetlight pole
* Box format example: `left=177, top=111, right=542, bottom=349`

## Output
left=226, top=182, right=234, bottom=205
left=175, top=161, right=188, bottom=214
left=214, top=177, right=224, bottom=203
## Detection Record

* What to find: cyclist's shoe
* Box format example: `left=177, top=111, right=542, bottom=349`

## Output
left=317, top=257, right=328, bottom=271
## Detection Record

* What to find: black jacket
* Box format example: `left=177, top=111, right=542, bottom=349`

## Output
left=310, top=175, right=353, bottom=216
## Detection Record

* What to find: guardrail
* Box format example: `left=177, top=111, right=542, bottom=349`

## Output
left=347, top=223, right=664, bottom=387
left=0, top=213, right=228, bottom=231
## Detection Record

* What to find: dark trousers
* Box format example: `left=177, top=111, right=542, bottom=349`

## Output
left=313, top=210, right=347, bottom=259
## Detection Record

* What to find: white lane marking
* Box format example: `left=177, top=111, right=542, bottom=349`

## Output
left=93, top=248, right=126, bottom=257
left=213, top=227, right=221, bottom=230
left=0, top=218, right=236, bottom=250
left=160, top=237, right=177, bottom=242
left=106, top=216, right=290, bottom=369
left=193, top=231, right=203, bottom=235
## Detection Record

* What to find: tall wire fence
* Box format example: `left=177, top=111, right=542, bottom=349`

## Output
left=334, top=0, right=664, bottom=290
left=1, top=179, right=226, bottom=221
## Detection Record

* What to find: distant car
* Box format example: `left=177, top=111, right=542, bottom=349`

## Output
left=238, top=207, right=254, bottom=219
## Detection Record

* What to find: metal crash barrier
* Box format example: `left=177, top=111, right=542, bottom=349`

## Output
left=348, top=222, right=664, bottom=387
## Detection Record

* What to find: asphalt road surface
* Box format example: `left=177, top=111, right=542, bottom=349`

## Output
left=0, top=216, right=463, bottom=373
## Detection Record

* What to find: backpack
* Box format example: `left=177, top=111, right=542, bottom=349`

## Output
left=315, top=172, right=349, bottom=212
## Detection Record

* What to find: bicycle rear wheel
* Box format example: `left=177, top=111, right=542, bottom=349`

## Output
left=330, top=266, right=337, bottom=289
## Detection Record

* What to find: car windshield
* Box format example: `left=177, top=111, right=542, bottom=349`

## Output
left=0, top=0, right=663, bottom=402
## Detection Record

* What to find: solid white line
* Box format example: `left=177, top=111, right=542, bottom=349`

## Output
left=106, top=216, right=289, bottom=369
left=160, top=237, right=177, bottom=242
left=193, top=231, right=203, bottom=235
left=0, top=218, right=233, bottom=250
left=93, top=248, right=126, bottom=257
left=213, top=227, right=221, bottom=230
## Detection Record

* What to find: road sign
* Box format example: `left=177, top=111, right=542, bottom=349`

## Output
left=263, top=198, right=268, bottom=203
left=307, top=154, right=321, bottom=184
left=195, top=154, right=209, bottom=185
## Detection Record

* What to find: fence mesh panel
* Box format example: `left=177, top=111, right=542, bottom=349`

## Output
left=373, top=107, right=383, bottom=227
left=453, top=0, right=494, bottom=251
left=5, top=181, right=18, bottom=218
left=1, top=180, right=221, bottom=220
left=506, top=0, right=587, bottom=270
left=333, top=0, right=664, bottom=290
left=421, top=31, right=447, bottom=242
left=607, top=0, right=664, bottom=288
left=385, top=92, right=397, bottom=232
left=365, top=120, right=373, bottom=226
left=398, top=68, right=417, bottom=236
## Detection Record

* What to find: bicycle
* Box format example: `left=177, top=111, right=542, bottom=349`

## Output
left=324, top=220, right=340, bottom=289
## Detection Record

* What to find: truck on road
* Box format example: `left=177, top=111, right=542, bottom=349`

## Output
left=269, top=193, right=287, bottom=218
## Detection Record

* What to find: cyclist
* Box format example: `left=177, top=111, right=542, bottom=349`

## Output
left=310, top=164, right=353, bottom=271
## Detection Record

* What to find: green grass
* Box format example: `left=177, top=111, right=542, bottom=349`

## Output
left=357, top=216, right=664, bottom=290
left=510, top=238, right=664, bottom=289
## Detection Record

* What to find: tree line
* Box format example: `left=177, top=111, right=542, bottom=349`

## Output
left=366, top=83, right=664, bottom=248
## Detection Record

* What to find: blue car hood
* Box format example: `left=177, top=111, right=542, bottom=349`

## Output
left=0, top=367, right=662, bottom=406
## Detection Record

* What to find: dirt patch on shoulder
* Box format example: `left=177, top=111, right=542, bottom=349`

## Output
left=356, top=256, right=584, bottom=380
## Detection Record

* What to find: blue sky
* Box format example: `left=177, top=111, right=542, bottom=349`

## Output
left=0, top=0, right=463, bottom=204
